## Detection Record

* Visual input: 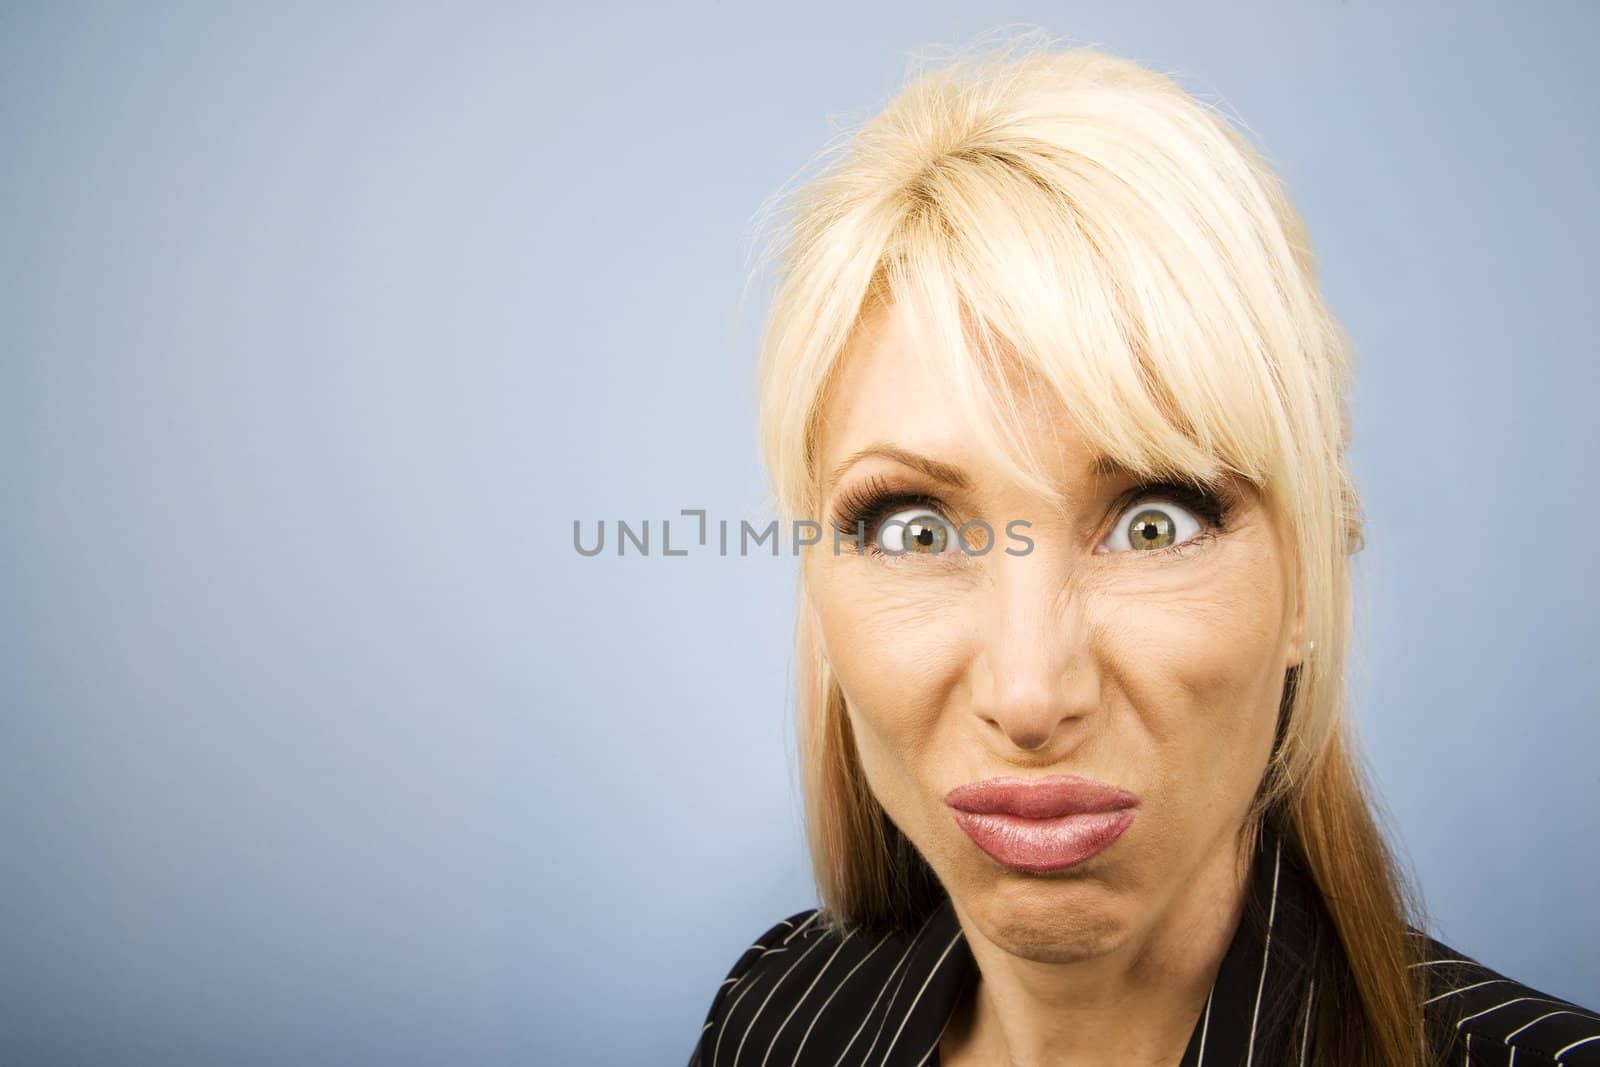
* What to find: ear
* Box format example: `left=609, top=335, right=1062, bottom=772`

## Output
left=1284, top=570, right=1309, bottom=670
left=796, top=576, right=828, bottom=665
left=794, top=585, right=846, bottom=749
left=795, top=579, right=836, bottom=694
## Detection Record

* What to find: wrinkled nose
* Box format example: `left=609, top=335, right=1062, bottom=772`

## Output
left=966, top=557, right=1095, bottom=754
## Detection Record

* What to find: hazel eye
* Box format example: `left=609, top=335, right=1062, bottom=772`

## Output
left=1102, top=499, right=1204, bottom=553
left=877, top=508, right=957, bottom=556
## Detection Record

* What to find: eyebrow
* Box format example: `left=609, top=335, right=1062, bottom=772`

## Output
left=1088, top=454, right=1137, bottom=480
left=828, top=445, right=1133, bottom=491
left=829, top=445, right=971, bottom=491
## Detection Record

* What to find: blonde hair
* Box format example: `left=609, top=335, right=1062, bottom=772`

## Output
left=752, top=30, right=1433, bottom=1066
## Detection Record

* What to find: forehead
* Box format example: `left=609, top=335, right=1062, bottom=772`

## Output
left=816, top=297, right=1092, bottom=487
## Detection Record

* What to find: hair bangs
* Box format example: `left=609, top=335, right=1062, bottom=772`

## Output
left=875, top=142, right=1291, bottom=512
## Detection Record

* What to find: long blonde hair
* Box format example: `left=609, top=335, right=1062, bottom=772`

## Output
left=752, top=31, right=1432, bottom=1066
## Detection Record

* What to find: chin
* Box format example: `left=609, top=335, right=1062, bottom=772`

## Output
left=966, top=867, right=1137, bottom=963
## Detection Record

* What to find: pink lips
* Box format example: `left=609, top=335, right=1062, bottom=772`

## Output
left=944, top=774, right=1139, bottom=874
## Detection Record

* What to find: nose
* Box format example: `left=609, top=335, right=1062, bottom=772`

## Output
left=967, top=555, right=1096, bottom=754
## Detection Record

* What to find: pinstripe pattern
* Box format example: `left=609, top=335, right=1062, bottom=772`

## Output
left=1243, top=837, right=1282, bottom=1067
left=1195, top=985, right=1214, bottom=1066
left=688, top=824, right=1600, bottom=1065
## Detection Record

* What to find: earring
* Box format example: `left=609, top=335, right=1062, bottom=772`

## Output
left=1307, top=640, right=1317, bottom=654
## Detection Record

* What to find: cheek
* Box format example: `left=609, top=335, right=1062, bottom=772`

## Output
left=808, top=564, right=971, bottom=795
left=1108, top=589, right=1281, bottom=700
left=1095, top=561, right=1288, bottom=798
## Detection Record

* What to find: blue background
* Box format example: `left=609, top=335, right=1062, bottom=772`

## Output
left=2, top=2, right=1596, bottom=1063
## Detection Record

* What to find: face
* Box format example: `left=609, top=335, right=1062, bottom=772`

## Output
left=805, top=297, right=1306, bottom=964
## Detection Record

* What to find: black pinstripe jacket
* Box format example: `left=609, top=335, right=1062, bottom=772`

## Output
left=689, top=824, right=1600, bottom=1066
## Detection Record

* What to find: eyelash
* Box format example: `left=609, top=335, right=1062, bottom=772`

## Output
left=830, top=475, right=949, bottom=556
left=829, top=476, right=1234, bottom=559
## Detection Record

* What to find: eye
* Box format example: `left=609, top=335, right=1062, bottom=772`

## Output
left=1102, top=498, right=1205, bottom=554
left=877, top=508, right=958, bottom=556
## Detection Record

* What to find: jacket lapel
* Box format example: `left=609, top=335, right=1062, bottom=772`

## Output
left=1178, top=823, right=1320, bottom=1066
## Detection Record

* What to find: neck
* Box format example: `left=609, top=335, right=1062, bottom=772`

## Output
left=940, top=823, right=1256, bottom=1067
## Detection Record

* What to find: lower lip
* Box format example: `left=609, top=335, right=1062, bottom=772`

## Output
left=950, top=809, right=1135, bottom=873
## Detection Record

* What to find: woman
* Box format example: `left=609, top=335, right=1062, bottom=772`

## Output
left=689, top=36, right=1600, bottom=1067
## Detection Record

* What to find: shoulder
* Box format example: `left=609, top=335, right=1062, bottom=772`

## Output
left=1411, top=928, right=1600, bottom=1065
left=687, top=907, right=826, bottom=1067
left=687, top=905, right=940, bottom=1067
